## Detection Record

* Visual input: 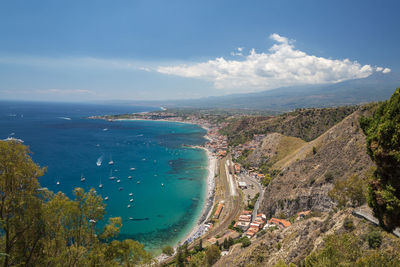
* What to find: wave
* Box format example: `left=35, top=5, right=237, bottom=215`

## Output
left=57, top=117, right=72, bottom=120
left=96, top=155, right=103, bottom=166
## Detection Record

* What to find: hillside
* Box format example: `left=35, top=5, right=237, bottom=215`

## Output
left=215, top=209, right=400, bottom=266
left=220, top=106, right=357, bottom=146
left=245, top=133, right=306, bottom=167
left=260, top=108, right=374, bottom=218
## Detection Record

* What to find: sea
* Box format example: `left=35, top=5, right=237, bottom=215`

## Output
left=0, top=101, right=208, bottom=252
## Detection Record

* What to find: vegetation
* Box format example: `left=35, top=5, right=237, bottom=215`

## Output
left=162, top=245, right=174, bottom=256
left=247, top=193, right=259, bottom=210
left=0, top=141, right=152, bottom=266
left=220, top=106, right=357, bottom=146
left=360, top=88, right=400, bottom=230
left=304, top=232, right=400, bottom=266
left=328, top=174, right=367, bottom=208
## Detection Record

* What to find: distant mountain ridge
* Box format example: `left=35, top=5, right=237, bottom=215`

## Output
left=111, top=72, right=400, bottom=111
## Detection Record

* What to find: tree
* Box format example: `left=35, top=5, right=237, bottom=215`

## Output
left=328, top=174, right=367, bottom=208
left=0, top=141, right=45, bottom=267
left=162, top=245, right=174, bottom=256
left=0, top=141, right=152, bottom=266
left=360, top=88, right=400, bottom=230
left=205, top=244, right=221, bottom=266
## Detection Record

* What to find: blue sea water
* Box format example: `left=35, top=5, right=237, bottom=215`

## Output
left=0, top=101, right=208, bottom=252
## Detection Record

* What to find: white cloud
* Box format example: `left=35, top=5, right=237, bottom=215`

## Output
left=382, top=68, right=391, bottom=74
left=157, top=34, right=390, bottom=92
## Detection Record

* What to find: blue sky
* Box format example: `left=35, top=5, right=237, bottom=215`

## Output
left=0, top=0, right=399, bottom=102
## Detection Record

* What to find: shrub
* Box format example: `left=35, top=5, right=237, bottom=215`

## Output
left=343, top=217, right=355, bottom=231
left=162, top=245, right=174, bottom=256
left=367, top=230, right=382, bottom=249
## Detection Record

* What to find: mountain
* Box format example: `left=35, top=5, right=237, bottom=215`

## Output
left=114, top=72, right=400, bottom=111
left=166, top=72, right=400, bottom=111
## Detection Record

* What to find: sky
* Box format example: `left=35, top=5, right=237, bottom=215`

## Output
left=0, top=0, right=399, bottom=102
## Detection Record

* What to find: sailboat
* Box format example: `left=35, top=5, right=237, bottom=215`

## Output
left=80, top=174, right=86, bottom=182
left=56, top=181, right=60, bottom=185
left=109, top=169, right=116, bottom=180
left=108, top=156, right=114, bottom=165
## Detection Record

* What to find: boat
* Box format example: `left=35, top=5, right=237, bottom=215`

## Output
left=56, top=181, right=60, bottom=185
left=137, top=181, right=140, bottom=184
left=129, top=193, right=133, bottom=196
left=129, top=167, right=136, bottom=171
left=96, top=156, right=102, bottom=166
left=104, top=196, right=109, bottom=201
left=117, top=179, right=121, bottom=183
left=80, top=174, right=85, bottom=182
left=128, top=176, right=132, bottom=179
left=127, top=205, right=131, bottom=208
left=108, top=156, right=114, bottom=165
left=109, top=170, right=116, bottom=180
left=161, top=183, right=164, bottom=187
left=99, top=177, right=103, bottom=188
left=130, top=199, right=134, bottom=202
left=3, top=137, right=24, bottom=143
left=103, top=128, right=108, bottom=131
left=129, top=217, right=133, bottom=220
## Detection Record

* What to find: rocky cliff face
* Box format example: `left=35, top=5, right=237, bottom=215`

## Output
left=260, top=109, right=374, bottom=218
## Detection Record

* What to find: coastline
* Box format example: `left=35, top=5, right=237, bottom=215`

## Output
left=105, top=117, right=217, bottom=257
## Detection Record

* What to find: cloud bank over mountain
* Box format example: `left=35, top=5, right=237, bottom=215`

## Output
left=157, top=34, right=391, bottom=92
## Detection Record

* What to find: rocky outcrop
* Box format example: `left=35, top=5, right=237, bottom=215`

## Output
left=260, top=109, right=374, bottom=218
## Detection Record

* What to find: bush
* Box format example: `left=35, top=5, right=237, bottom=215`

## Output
left=343, top=217, right=355, bottom=231
left=324, top=172, right=334, bottom=182
left=367, top=230, right=382, bottom=249
left=205, top=245, right=221, bottom=266
left=162, top=245, right=174, bottom=256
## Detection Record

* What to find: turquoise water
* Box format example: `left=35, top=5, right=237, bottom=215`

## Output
left=0, top=101, right=208, bottom=252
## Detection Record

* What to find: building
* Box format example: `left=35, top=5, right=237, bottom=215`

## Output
left=296, top=210, right=311, bottom=220
left=214, top=203, right=224, bottom=219
left=268, top=218, right=291, bottom=229
left=238, top=181, right=247, bottom=189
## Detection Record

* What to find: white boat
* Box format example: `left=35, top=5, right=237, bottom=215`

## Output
left=117, top=179, right=121, bottom=183
left=130, top=199, right=134, bottom=202
left=3, top=137, right=24, bottom=143
left=103, top=128, right=108, bottom=131
left=109, top=170, right=116, bottom=180
left=96, top=156, right=102, bottom=166
left=129, top=193, right=133, bottom=196
left=56, top=181, right=60, bottom=185
left=161, top=183, right=164, bottom=187
left=128, top=176, right=132, bottom=179
left=129, top=217, right=133, bottom=220
left=80, top=174, right=85, bottom=182
left=104, top=196, right=109, bottom=200
left=129, top=167, right=136, bottom=171
left=99, top=177, right=103, bottom=188
left=127, top=205, right=131, bottom=208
